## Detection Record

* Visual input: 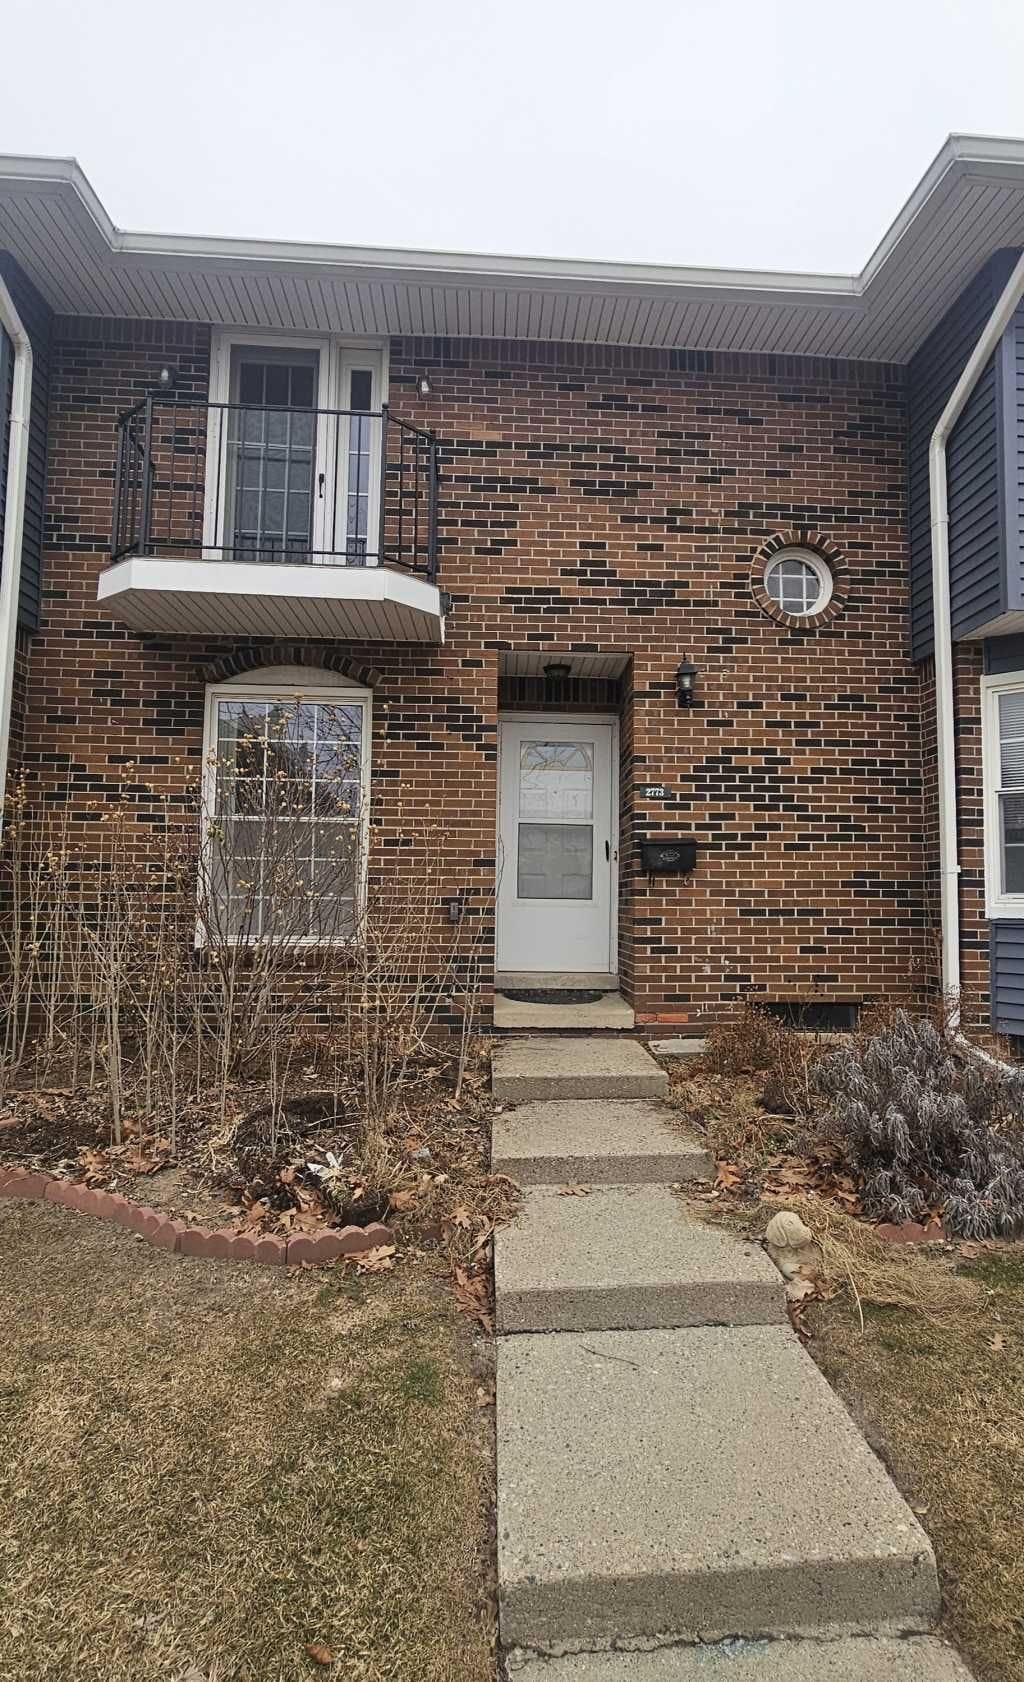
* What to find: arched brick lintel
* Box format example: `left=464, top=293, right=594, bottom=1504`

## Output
left=192, top=643, right=382, bottom=688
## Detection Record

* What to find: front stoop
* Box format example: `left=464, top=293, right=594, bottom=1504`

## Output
left=492, top=1036, right=668, bottom=1103
left=505, top=1637, right=975, bottom=1681
left=495, top=1185, right=785, bottom=1332
left=497, top=1326, right=939, bottom=1649
left=492, top=1099, right=712, bottom=1186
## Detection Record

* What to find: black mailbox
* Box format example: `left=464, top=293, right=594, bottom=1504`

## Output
left=640, top=837, right=698, bottom=874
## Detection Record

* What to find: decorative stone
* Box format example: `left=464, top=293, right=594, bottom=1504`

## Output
left=764, top=1210, right=820, bottom=1281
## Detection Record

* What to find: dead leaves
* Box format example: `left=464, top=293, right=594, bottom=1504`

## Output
left=452, top=1263, right=493, bottom=1332
left=388, top=1188, right=418, bottom=1214
left=354, top=1246, right=396, bottom=1273
left=715, top=1161, right=745, bottom=1191
left=304, top=1640, right=334, bottom=1666
left=558, top=1183, right=591, bottom=1197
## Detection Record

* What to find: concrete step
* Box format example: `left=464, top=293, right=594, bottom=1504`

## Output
left=507, top=1637, right=973, bottom=1681
left=492, top=1099, right=712, bottom=1187
left=494, top=993, right=636, bottom=1032
left=497, top=1325, right=939, bottom=1650
left=493, top=1036, right=668, bottom=1104
left=648, top=1036, right=706, bottom=1058
left=495, top=1186, right=785, bottom=1333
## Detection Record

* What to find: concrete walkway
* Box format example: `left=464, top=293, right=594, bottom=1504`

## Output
left=492, top=1035, right=973, bottom=1680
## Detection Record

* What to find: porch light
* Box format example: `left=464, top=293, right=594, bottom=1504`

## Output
left=675, top=658, right=698, bottom=707
left=417, top=373, right=433, bottom=396
left=544, top=661, right=572, bottom=680
left=157, top=365, right=176, bottom=390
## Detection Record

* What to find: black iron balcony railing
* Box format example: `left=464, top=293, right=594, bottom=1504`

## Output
left=111, top=395, right=440, bottom=583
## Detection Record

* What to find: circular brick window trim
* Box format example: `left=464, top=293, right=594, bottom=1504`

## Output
left=0, top=1167, right=394, bottom=1266
left=749, top=532, right=849, bottom=629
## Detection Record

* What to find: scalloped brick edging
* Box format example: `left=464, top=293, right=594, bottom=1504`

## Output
left=0, top=1167, right=393, bottom=1266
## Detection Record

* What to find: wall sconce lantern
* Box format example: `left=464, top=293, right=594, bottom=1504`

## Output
left=417, top=373, right=433, bottom=397
left=157, top=365, right=176, bottom=391
left=675, top=658, right=698, bottom=707
left=544, top=661, right=572, bottom=681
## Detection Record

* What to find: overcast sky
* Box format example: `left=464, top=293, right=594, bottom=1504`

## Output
left=3, top=0, right=1024, bottom=272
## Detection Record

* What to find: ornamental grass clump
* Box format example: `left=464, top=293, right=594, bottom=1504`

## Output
left=815, top=1011, right=1024, bottom=1238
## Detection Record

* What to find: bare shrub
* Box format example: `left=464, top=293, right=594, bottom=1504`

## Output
left=0, top=705, right=490, bottom=1189
left=702, top=1001, right=825, bottom=1118
left=816, top=1011, right=1024, bottom=1238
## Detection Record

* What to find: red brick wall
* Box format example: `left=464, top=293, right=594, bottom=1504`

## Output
left=13, top=318, right=929, bottom=1027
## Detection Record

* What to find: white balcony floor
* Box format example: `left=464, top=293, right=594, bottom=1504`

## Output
left=98, top=556, right=445, bottom=643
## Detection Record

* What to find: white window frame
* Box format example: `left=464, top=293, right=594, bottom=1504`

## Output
left=981, top=671, right=1024, bottom=919
left=764, top=548, right=833, bottom=616
left=199, top=669, right=372, bottom=947
left=203, top=331, right=388, bottom=564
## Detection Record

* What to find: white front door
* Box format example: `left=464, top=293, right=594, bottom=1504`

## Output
left=496, top=717, right=616, bottom=973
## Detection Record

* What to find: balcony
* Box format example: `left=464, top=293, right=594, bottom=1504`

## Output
left=99, top=395, right=444, bottom=643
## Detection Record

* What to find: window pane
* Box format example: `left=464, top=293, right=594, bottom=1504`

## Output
left=210, top=697, right=363, bottom=939
left=228, top=350, right=319, bottom=559
left=518, top=823, right=593, bottom=900
left=999, top=691, right=1024, bottom=787
left=349, top=369, right=373, bottom=412
left=519, top=741, right=594, bottom=821
left=766, top=556, right=822, bottom=615
left=1002, top=792, right=1024, bottom=893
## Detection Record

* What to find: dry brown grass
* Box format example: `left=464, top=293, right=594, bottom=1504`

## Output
left=0, top=1200, right=494, bottom=1682
left=711, top=1192, right=1024, bottom=1682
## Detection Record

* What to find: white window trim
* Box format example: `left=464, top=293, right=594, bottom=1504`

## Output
left=199, top=672, right=372, bottom=947
left=202, top=330, right=388, bottom=563
left=981, top=670, right=1024, bottom=919
left=764, top=547, right=833, bottom=616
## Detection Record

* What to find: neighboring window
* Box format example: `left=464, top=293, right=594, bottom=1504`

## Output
left=983, top=677, right=1024, bottom=918
left=763, top=549, right=833, bottom=617
left=201, top=682, right=369, bottom=943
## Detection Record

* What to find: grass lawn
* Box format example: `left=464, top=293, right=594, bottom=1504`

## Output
left=0, top=1200, right=494, bottom=1682
left=811, top=1243, right=1024, bottom=1682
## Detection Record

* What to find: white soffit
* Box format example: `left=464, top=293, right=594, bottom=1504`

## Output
left=499, top=652, right=630, bottom=679
left=4, top=136, right=1024, bottom=363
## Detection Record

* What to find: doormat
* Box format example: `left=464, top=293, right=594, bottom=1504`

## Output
left=500, top=989, right=606, bottom=1005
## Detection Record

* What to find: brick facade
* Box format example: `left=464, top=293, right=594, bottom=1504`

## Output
left=13, top=317, right=930, bottom=1028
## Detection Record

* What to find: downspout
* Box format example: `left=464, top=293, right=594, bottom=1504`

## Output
left=929, top=249, right=1024, bottom=1031
left=0, top=272, right=32, bottom=840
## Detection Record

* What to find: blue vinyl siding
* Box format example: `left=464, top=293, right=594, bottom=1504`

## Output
left=991, top=921, right=1024, bottom=1034
left=907, top=252, right=1018, bottom=661
left=0, top=253, right=51, bottom=632
left=1011, top=301, right=1024, bottom=614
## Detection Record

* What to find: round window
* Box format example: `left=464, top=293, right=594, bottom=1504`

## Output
left=763, top=549, right=833, bottom=617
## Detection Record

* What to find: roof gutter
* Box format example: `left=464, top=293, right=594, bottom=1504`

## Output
left=929, top=248, right=1024, bottom=1029
left=0, top=272, right=32, bottom=839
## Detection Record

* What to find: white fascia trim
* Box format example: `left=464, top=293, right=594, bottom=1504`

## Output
left=0, top=273, right=33, bottom=837
left=8, top=136, right=1024, bottom=305
left=980, top=672, right=1024, bottom=921
left=98, top=556, right=443, bottom=616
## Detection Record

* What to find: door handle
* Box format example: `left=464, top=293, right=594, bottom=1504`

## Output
left=318, top=472, right=326, bottom=498
left=605, top=840, right=610, bottom=861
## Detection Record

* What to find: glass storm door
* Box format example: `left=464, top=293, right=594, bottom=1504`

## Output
left=226, top=347, right=325, bottom=560
left=496, top=717, right=615, bottom=972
